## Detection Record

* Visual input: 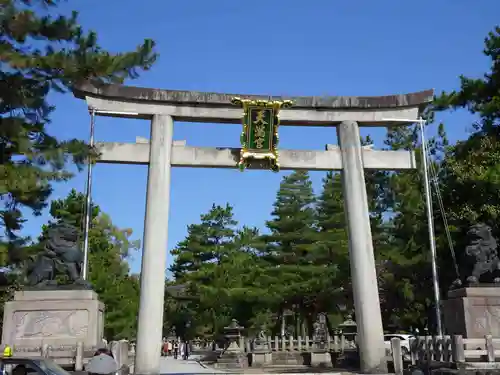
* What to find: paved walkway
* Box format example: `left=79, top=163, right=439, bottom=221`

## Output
left=159, top=356, right=225, bottom=374
left=158, top=356, right=344, bottom=375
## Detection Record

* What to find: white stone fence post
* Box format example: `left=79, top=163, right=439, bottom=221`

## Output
left=243, top=334, right=356, bottom=353
left=407, top=334, right=500, bottom=365
left=240, top=333, right=500, bottom=368
left=108, top=339, right=132, bottom=375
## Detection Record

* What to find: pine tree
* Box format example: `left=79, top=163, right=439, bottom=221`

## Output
left=0, top=0, right=157, bottom=250
left=428, top=26, right=500, bottom=296
left=316, top=172, right=348, bottom=258
left=434, top=27, right=500, bottom=233
left=169, top=203, right=237, bottom=281
left=379, top=121, right=449, bottom=330
left=169, top=204, right=238, bottom=336
left=265, top=171, right=317, bottom=261
left=263, top=171, right=321, bottom=323
left=373, top=28, right=500, bottom=329
left=434, top=26, right=500, bottom=134
left=362, top=135, right=392, bottom=259
left=176, top=214, right=266, bottom=337
left=315, top=172, right=349, bottom=312
left=224, top=226, right=270, bottom=333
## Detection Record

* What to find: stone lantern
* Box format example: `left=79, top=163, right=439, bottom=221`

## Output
left=215, top=319, right=247, bottom=369
left=224, top=319, right=244, bottom=352
left=338, top=314, right=357, bottom=349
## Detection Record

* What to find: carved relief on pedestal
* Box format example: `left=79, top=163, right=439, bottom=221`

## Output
left=13, top=310, right=89, bottom=340
left=470, top=304, right=500, bottom=337
left=473, top=310, right=488, bottom=333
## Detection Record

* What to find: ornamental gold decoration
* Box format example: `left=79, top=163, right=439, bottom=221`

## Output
left=231, top=97, right=293, bottom=172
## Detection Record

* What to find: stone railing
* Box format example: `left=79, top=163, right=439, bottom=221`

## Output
left=390, top=335, right=500, bottom=375
left=197, top=335, right=358, bottom=368
left=189, top=335, right=357, bottom=354
left=237, top=334, right=357, bottom=353
left=198, top=334, right=500, bottom=370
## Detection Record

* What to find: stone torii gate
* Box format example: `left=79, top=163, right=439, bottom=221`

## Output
left=74, top=83, right=433, bottom=375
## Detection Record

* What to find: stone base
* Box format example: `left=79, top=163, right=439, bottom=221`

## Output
left=443, top=287, right=500, bottom=338
left=250, top=351, right=272, bottom=366
left=311, top=351, right=332, bottom=367
left=214, top=350, right=248, bottom=369
left=273, top=351, right=300, bottom=365
left=2, top=289, right=105, bottom=357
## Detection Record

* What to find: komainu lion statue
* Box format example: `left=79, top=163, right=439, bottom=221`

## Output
left=464, top=223, right=500, bottom=285
left=25, top=222, right=90, bottom=288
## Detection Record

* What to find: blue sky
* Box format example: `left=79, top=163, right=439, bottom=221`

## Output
left=22, top=0, right=499, bottom=274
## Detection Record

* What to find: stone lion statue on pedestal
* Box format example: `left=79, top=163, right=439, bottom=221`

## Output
left=461, top=223, right=500, bottom=286
left=25, top=222, right=90, bottom=288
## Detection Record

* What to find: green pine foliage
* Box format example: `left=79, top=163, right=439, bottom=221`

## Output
left=170, top=204, right=243, bottom=335
left=435, top=27, right=500, bottom=230
left=315, top=172, right=349, bottom=301
left=0, top=0, right=157, bottom=253
left=263, top=171, right=326, bottom=318
left=432, top=26, right=500, bottom=294
left=170, top=203, right=237, bottom=282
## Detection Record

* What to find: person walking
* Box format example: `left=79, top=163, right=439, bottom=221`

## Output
left=173, top=340, right=179, bottom=359
left=179, top=340, right=184, bottom=360
left=183, top=341, right=190, bottom=360
left=162, top=340, right=169, bottom=357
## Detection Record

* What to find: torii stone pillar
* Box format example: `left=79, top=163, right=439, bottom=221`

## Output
left=74, top=82, right=433, bottom=374
left=338, top=120, right=385, bottom=372
left=134, top=114, right=173, bottom=373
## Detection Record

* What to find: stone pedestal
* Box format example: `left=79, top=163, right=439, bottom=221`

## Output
left=251, top=338, right=272, bottom=367
left=273, top=351, right=299, bottom=366
left=311, top=351, right=332, bottom=367
left=215, top=339, right=247, bottom=369
left=443, top=287, right=500, bottom=338
left=250, top=351, right=272, bottom=367
left=2, top=289, right=105, bottom=355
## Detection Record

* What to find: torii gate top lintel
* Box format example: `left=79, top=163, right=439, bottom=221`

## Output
left=73, top=82, right=434, bottom=126
left=74, top=81, right=433, bottom=110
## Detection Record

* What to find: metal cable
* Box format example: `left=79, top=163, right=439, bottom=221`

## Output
left=426, top=144, right=460, bottom=279
left=419, top=119, right=443, bottom=337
